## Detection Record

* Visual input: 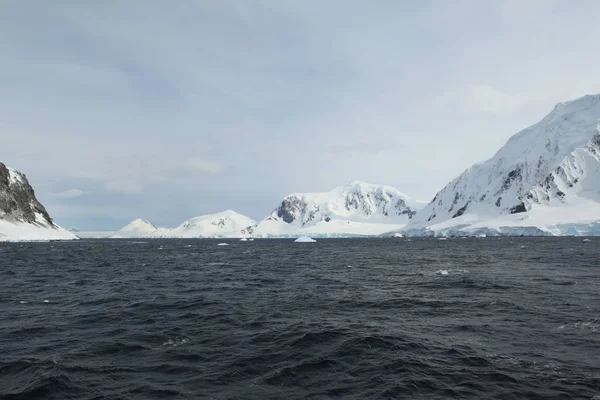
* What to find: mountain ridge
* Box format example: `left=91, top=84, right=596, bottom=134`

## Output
left=0, top=163, right=77, bottom=241
left=404, top=93, right=600, bottom=236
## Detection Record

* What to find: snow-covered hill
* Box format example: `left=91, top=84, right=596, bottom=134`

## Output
left=255, top=181, right=419, bottom=237
left=0, top=163, right=77, bottom=241
left=109, top=219, right=157, bottom=238
left=404, top=94, right=600, bottom=236
left=148, top=210, right=256, bottom=238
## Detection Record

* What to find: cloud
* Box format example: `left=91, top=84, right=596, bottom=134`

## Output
left=151, top=158, right=224, bottom=180
left=327, top=142, right=404, bottom=155
left=437, top=85, right=531, bottom=115
left=104, top=180, right=143, bottom=194
left=49, top=188, right=87, bottom=198
left=3, top=1, right=600, bottom=230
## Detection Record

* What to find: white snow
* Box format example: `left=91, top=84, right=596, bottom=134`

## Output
left=404, top=94, right=600, bottom=237
left=295, top=236, right=316, bottom=243
left=0, top=165, right=77, bottom=242
left=255, top=181, right=420, bottom=238
left=148, top=210, right=256, bottom=239
left=7, top=167, right=24, bottom=185
left=108, top=219, right=157, bottom=238
left=0, top=219, right=77, bottom=242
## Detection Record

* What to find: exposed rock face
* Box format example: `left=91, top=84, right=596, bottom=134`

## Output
left=408, top=94, right=600, bottom=231
left=255, top=181, right=420, bottom=237
left=270, top=181, right=417, bottom=227
left=0, top=163, right=55, bottom=226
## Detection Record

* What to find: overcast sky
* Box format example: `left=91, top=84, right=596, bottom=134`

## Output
left=2, top=0, right=600, bottom=230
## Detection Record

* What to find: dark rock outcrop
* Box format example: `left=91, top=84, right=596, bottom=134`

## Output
left=0, top=163, right=55, bottom=226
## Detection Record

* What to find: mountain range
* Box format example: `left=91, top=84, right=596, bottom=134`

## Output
left=3, top=93, right=600, bottom=240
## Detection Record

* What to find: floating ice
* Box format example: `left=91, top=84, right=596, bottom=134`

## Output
left=217, top=243, right=229, bottom=246
left=239, top=238, right=248, bottom=242
left=248, top=238, right=254, bottom=241
left=295, top=236, right=316, bottom=243
left=19, top=301, right=27, bottom=304
left=583, top=238, right=591, bottom=243
left=521, top=245, right=527, bottom=249
left=43, top=300, right=50, bottom=303
left=393, top=233, right=403, bottom=238
left=437, top=270, right=449, bottom=276
left=438, top=237, right=448, bottom=240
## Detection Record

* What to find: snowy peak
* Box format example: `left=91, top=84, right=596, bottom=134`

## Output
left=407, top=93, right=600, bottom=234
left=269, top=181, right=417, bottom=227
left=0, top=163, right=77, bottom=241
left=256, top=181, right=418, bottom=237
left=149, top=210, right=256, bottom=238
left=109, top=218, right=158, bottom=238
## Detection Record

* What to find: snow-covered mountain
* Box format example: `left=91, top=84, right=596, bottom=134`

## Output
left=255, top=181, right=419, bottom=237
left=148, top=210, right=256, bottom=238
left=109, top=219, right=157, bottom=238
left=404, top=94, right=600, bottom=236
left=0, top=163, right=77, bottom=241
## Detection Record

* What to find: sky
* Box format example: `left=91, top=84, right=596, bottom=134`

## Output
left=2, top=0, right=600, bottom=230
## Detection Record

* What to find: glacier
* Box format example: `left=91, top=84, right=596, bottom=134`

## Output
left=401, top=94, right=600, bottom=237
left=147, top=210, right=256, bottom=239
left=255, top=181, right=421, bottom=238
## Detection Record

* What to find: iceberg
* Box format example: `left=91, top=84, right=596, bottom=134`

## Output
left=295, top=236, right=316, bottom=243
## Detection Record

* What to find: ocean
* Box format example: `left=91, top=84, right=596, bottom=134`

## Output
left=1, top=238, right=599, bottom=399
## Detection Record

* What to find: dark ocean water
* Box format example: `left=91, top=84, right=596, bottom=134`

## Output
left=1, top=238, right=600, bottom=400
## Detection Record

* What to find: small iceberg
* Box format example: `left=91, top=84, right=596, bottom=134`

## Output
left=438, top=237, right=448, bottom=241
left=583, top=238, right=591, bottom=243
left=437, top=270, right=449, bottom=276
left=217, top=243, right=229, bottom=246
left=393, top=233, right=403, bottom=238
left=248, top=238, right=254, bottom=241
left=239, top=238, right=248, bottom=242
left=295, top=236, right=316, bottom=243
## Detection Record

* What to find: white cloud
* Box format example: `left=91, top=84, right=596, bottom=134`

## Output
left=3, top=0, right=600, bottom=230
left=49, top=188, right=87, bottom=198
left=185, top=158, right=223, bottom=174
left=104, top=180, right=143, bottom=194
left=327, top=142, right=404, bottom=155
left=437, top=85, right=532, bottom=115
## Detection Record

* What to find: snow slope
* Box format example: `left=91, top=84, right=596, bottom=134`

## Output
left=109, top=219, right=157, bottom=238
left=0, top=163, right=77, bottom=241
left=405, top=94, right=600, bottom=236
left=148, top=210, right=256, bottom=238
left=255, top=181, right=420, bottom=237
left=0, top=219, right=78, bottom=241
